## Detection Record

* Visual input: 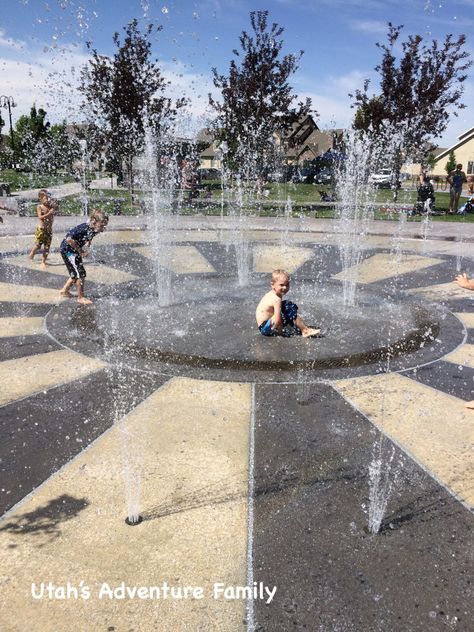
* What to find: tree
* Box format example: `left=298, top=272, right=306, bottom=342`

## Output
left=79, top=20, right=186, bottom=191
left=34, top=123, right=81, bottom=173
left=5, top=108, right=79, bottom=173
left=445, top=150, right=457, bottom=174
left=351, top=23, right=471, bottom=199
left=209, top=10, right=313, bottom=179
left=10, top=105, right=50, bottom=163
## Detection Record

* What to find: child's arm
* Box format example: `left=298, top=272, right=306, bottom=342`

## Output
left=65, top=237, right=88, bottom=256
left=271, top=296, right=283, bottom=332
left=37, top=204, right=54, bottom=219
left=455, top=273, right=474, bottom=290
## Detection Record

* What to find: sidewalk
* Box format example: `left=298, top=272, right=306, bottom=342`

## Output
left=2, top=175, right=125, bottom=202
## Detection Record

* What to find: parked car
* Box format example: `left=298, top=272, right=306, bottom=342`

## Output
left=197, top=168, right=221, bottom=181
left=313, top=169, right=333, bottom=184
left=266, top=169, right=286, bottom=183
left=300, top=167, right=315, bottom=184
left=368, top=168, right=393, bottom=188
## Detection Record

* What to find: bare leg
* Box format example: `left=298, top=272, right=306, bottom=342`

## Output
left=60, top=277, right=75, bottom=297
left=454, top=190, right=461, bottom=213
left=28, top=244, right=40, bottom=260
left=76, top=278, right=93, bottom=305
left=449, top=189, right=456, bottom=213
left=294, top=315, right=321, bottom=338
left=41, top=247, right=50, bottom=267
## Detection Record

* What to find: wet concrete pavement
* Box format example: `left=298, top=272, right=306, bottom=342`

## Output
left=0, top=215, right=473, bottom=631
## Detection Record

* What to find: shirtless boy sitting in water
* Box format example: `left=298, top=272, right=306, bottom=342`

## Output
left=256, top=269, right=320, bottom=337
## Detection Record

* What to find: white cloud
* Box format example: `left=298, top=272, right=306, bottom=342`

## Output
left=349, top=20, right=389, bottom=36
left=0, top=35, right=92, bottom=126
left=0, top=29, right=27, bottom=51
left=0, top=32, right=217, bottom=133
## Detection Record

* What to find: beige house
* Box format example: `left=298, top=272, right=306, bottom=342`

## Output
left=403, top=127, right=474, bottom=178
left=433, top=127, right=474, bottom=176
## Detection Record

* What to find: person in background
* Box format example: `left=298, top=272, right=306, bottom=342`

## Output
left=447, top=164, right=467, bottom=214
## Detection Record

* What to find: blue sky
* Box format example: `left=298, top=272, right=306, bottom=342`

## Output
left=1, top=0, right=474, bottom=146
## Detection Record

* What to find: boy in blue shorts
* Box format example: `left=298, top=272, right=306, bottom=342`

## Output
left=255, top=269, right=320, bottom=337
left=59, top=209, right=108, bottom=305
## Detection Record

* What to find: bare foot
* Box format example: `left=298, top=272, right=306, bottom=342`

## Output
left=465, top=400, right=474, bottom=409
left=59, top=289, right=73, bottom=297
left=41, top=261, right=49, bottom=268
left=302, top=327, right=321, bottom=338
left=77, top=297, right=93, bottom=305
left=28, top=255, right=34, bottom=260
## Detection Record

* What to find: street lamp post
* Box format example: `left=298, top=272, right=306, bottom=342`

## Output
left=0, top=95, right=17, bottom=168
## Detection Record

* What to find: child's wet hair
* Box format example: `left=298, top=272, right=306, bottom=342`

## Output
left=90, top=209, right=109, bottom=223
left=271, top=269, right=289, bottom=283
left=38, top=189, right=49, bottom=200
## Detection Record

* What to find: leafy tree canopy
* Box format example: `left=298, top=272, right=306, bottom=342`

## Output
left=209, top=10, right=313, bottom=178
left=79, top=19, right=186, bottom=183
left=445, top=149, right=457, bottom=174
left=352, top=23, right=471, bottom=178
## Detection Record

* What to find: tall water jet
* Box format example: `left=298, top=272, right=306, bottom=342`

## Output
left=280, top=195, right=293, bottom=253
left=335, top=129, right=374, bottom=306
left=233, top=175, right=252, bottom=286
left=140, top=126, right=177, bottom=307
left=78, top=138, right=90, bottom=217
left=101, top=297, right=144, bottom=527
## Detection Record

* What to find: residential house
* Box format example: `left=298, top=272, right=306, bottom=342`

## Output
left=433, top=127, right=474, bottom=176
left=197, top=116, right=342, bottom=170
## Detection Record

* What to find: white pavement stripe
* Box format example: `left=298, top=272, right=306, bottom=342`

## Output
left=133, top=245, right=216, bottom=273
left=444, top=343, right=474, bottom=369
left=0, top=281, right=61, bottom=304
left=0, top=316, right=45, bottom=338
left=0, top=349, right=106, bottom=406
left=335, top=373, right=474, bottom=507
left=3, top=255, right=138, bottom=285
left=253, top=245, right=314, bottom=273
left=333, top=253, right=442, bottom=284
left=0, top=376, right=251, bottom=631
left=454, top=312, right=474, bottom=329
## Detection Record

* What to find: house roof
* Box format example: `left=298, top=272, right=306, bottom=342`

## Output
left=458, top=127, right=474, bottom=141
left=435, top=128, right=474, bottom=161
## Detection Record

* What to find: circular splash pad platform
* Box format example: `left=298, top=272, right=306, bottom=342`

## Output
left=46, top=283, right=462, bottom=382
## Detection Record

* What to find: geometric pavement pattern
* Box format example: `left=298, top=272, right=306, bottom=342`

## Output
left=0, top=223, right=473, bottom=631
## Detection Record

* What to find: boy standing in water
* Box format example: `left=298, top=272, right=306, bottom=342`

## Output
left=28, top=189, right=56, bottom=266
left=59, top=209, right=108, bottom=305
left=256, top=269, right=320, bottom=337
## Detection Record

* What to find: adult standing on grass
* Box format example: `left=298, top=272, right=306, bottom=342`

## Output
left=447, top=164, right=467, bottom=214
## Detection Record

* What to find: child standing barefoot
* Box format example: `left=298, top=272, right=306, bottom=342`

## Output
left=59, top=209, right=108, bottom=305
left=256, top=269, right=320, bottom=337
left=28, top=189, right=55, bottom=267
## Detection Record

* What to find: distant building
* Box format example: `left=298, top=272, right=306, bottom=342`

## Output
left=402, top=128, right=474, bottom=178
left=197, top=116, right=343, bottom=170
left=433, top=127, right=474, bottom=176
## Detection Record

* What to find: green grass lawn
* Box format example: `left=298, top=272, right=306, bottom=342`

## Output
left=11, top=176, right=474, bottom=223
left=0, top=169, right=77, bottom=191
